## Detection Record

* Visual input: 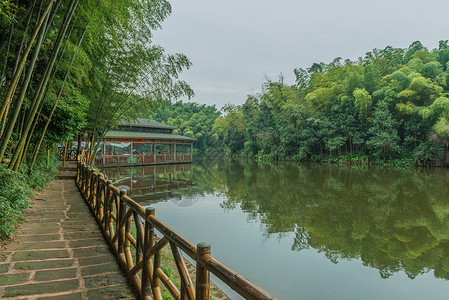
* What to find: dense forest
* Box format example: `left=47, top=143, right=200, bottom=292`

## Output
left=215, top=41, right=449, bottom=166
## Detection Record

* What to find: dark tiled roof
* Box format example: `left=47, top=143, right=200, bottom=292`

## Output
left=119, top=118, right=176, bottom=130
left=105, top=130, right=197, bottom=142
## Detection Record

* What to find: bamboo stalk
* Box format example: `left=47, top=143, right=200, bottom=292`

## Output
left=0, top=0, right=55, bottom=122
left=0, top=0, right=52, bottom=161
left=8, top=0, right=79, bottom=170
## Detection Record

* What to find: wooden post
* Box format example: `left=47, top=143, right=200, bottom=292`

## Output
left=142, top=207, right=157, bottom=299
left=63, top=140, right=68, bottom=167
left=196, top=242, right=211, bottom=300
left=190, top=142, right=193, bottom=162
left=77, top=134, right=81, bottom=159
left=118, top=190, right=127, bottom=259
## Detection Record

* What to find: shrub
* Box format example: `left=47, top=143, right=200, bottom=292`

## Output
left=0, top=152, right=59, bottom=238
left=0, top=166, right=33, bottom=238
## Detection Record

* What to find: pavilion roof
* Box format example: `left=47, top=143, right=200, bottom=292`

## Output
left=119, top=118, right=176, bottom=130
left=104, top=130, right=197, bottom=142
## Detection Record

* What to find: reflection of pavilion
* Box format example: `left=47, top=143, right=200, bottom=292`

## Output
left=103, top=164, right=194, bottom=205
left=93, top=119, right=196, bottom=167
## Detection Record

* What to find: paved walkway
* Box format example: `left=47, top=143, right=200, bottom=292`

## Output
left=0, top=166, right=136, bottom=299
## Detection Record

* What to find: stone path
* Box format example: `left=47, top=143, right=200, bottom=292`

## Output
left=0, top=167, right=136, bottom=299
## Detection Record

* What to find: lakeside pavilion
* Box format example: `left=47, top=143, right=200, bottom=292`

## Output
left=91, top=118, right=196, bottom=167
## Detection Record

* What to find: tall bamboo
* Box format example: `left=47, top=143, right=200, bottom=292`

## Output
left=10, top=0, right=38, bottom=82
left=30, top=28, right=87, bottom=169
left=22, top=11, right=78, bottom=162
left=0, top=4, right=52, bottom=162
left=8, top=0, right=79, bottom=170
left=0, top=24, right=14, bottom=86
left=0, top=0, right=55, bottom=123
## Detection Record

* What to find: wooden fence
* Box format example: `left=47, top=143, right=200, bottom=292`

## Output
left=58, top=148, right=78, bottom=161
left=76, top=162, right=276, bottom=300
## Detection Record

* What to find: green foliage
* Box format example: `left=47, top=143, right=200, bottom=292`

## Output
left=0, top=0, right=20, bottom=25
left=367, top=102, right=400, bottom=158
left=145, top=100, right=221, bottom=152
left=0, top=151, right=58, bottom=238
left=217, top=41, right=449, bottom=165
left=353, top=88, right=372, bottom=118
left=25, top=150, right=59, bottom=190
left=0, top=0, right=193, bottom=168
left=0, top=166, right=32, bottom=238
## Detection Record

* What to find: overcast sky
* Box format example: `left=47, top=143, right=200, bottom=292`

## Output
left=153, top=0, right=449, bottom=109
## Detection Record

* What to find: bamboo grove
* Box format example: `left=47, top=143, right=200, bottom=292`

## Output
left=0, top=0, right=193, bottom=171
left=214, top=41, right=449, bottom=166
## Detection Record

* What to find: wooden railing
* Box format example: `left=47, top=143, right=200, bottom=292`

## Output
left=76, top=162, right=276, bottom=300
left=58, top=148, right=78, bottom=161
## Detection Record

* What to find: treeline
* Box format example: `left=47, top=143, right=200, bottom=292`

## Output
left=216, top=41, right=449, bottom=166
left=146, top=100, right=222, bottom=152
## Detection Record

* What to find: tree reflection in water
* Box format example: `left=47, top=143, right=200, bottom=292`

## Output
left=104, top=159, right=449, bottom=281
left=199, top=159, right=449, bottom=281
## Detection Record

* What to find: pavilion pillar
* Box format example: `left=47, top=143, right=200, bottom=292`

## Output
left=174, top=143, right=176, bottom=162
left=153, top=143, right=156, bottom=162
left=153, top=166, right=156, bottom=187
left=103, top=142, right=106, bottom=164
left=130, top=166, right=133, bottom=190
left=130, top=141, right=134, bottom=164
left=190, top=142, right=193, bottom=162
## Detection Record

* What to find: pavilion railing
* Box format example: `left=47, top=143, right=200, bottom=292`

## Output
left=94, top=153, right=192, bottom=166
left=76, top=162, right=276, bottom=300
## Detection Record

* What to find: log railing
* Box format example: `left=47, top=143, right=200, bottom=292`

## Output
left=76, top=162, right=276, bottom=300
left=58, top=148, right=78, bottom=161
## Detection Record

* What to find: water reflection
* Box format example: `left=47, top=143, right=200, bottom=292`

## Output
left=103, top=164, right=194, bottom=206
left=105, top=159, right=449, bottom=283
left=213, top=160, right=449, bottom=281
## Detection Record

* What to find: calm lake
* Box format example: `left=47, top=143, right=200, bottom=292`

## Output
left=102, top=158, right=449, bottom=299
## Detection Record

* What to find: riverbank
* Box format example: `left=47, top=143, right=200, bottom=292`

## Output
left=226, top=153, right=447, bottom=168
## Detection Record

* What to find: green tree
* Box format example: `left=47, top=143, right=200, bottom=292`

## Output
left=367, top=102, right=400, bottom=159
